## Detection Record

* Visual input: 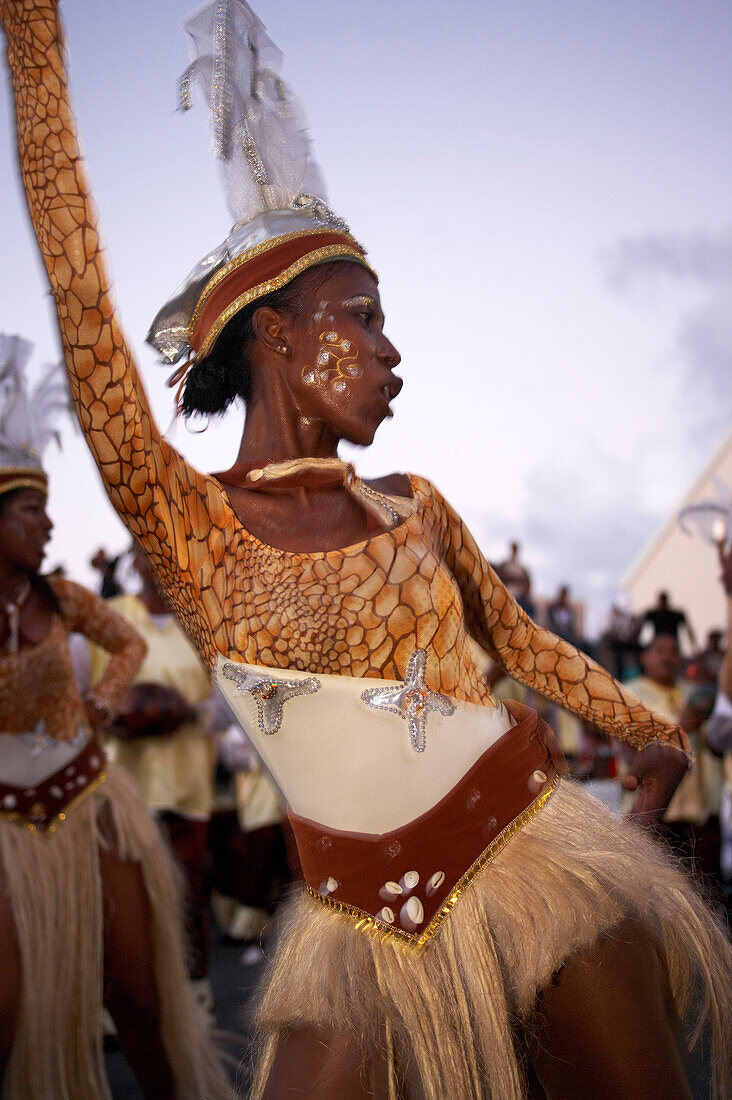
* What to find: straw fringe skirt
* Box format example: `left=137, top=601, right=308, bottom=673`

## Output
left=0, top=763, right=231, bottom=1100
left=251, top=779, right=732, bottom=1100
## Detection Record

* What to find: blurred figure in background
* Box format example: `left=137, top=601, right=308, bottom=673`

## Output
left=695, top=628, right=726, bottom=684
left=209, top=726, right=295, bottom=963
left=90, top=548, right=123, bottom=600
left=495, top=541, right=536, bottom=617
left=628, top=634, right=723, bottom=896
left=88, top=547, right=223, bottom=1024
left=546, top=584, right=582, bottom=649
left=598, top=601, right=641, bottom=681
left=640, top=590, right=697, bottom=652
left=707, top=543, right=732, bottom=916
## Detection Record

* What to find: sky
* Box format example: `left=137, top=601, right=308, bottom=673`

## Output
left=1, top=0, right=731, bottom=633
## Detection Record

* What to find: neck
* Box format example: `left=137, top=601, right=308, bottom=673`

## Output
left=233, top=371, right=341, bottom=472
left=138, top=583, right=169, bottom=616
left=0, top=562, right=31, bottom=603
left=649, top=675, right=676, bottom=689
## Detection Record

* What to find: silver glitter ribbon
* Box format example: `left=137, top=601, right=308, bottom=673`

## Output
left=211, top=0, right=233, bottom=159
left=178, top=63, right=197, bottom=111
left=239, top=114, right=268, bottom=185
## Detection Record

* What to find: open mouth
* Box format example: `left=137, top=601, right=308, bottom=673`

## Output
left=379, top=386, right=395, bottom=416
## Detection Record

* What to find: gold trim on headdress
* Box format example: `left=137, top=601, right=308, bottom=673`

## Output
left=0, top=469, right=49, bottom=498
left=190, top=231, right=375, bottom=361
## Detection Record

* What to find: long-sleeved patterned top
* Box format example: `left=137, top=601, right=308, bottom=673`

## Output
left=0, top=0, right=687, bottom=756
left=0, top=577, right=146, bottom=741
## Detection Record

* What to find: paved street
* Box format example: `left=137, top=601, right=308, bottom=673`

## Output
left=105, top=935, right=261, bottom=1098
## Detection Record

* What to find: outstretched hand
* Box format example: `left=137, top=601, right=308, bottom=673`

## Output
left=621, top=742, right=689, bottom=827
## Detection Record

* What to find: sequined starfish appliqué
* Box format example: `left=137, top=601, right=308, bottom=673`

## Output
left=222, top=663, right=321, bottom=736
left=361, top=649, right=455, bottom=752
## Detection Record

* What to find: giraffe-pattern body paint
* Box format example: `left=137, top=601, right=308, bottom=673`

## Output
left=1, top=0, right=688, bottom=756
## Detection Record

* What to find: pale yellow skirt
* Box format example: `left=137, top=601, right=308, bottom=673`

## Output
left=0, top=762, right=232, bottom=1100
left=252, top=780, right=732, bottom=1100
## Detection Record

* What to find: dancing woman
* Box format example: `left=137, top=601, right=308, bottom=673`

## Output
left=2, top=2, right=731, bottom=1097
left=0, top=340, right=231, bottom=1098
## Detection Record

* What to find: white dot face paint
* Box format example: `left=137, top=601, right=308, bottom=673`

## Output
left=301, top=329, right=363, bottom=398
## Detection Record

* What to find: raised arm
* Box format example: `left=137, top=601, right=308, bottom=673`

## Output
left=417, top=478, right=689, bottom=756
left=1, top=0, right=213, bottom=599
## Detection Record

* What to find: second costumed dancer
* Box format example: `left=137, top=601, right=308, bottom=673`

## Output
left=2, top=1, right=731, bottom=1096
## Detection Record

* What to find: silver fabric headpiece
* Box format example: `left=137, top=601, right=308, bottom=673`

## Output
left=147, top=0, right=354, bottom=367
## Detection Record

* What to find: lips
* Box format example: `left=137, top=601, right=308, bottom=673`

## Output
left=377, top=386, right=395, bottom=418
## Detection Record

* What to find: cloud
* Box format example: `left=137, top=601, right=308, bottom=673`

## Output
left=476, top=438, right=657, bottom=634
left=604, top=227, right=732, bottom=435
left=605, top=228, right=732, bottom=291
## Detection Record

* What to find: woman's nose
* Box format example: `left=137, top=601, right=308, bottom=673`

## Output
left=379, top=334, right=401, bottom=369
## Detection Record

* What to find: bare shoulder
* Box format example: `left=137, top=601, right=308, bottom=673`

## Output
left=365, top=472, right=413, bottom=498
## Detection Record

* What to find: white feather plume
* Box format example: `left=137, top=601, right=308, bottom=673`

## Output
left=180, top=0, right=329, bottom=224
left=0, top=334, right=69, bottom=470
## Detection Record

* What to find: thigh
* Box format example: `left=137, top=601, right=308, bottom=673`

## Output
left=527, top=918, right=691, bottom=1100
left=261, top=1024, right=390, bottom=1100
left=99, top=841, right=159, bottom=1009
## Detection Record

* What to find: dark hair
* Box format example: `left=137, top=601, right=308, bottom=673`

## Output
left=0, top=488, right=61, bottom=614
left=181, top=259, right=359, bottom=418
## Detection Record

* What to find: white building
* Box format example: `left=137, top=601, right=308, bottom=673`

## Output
left=622, top=431, right=732, bottom=644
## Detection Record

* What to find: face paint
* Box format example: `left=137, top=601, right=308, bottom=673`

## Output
left=302, top=330, right=362, bottom=396
left=342, top=294, right=378, bottom=312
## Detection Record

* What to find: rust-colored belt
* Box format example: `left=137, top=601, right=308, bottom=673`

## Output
left=290, top=704, right=567, bottom=950
left=0, top=736, right=107, bottom=834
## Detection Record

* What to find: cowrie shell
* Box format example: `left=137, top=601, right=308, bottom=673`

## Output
left=379, top=881, right=403, bottom=902
left=399, top=896, right=425, bottom=931
left=425, top=871, right=445, bottom=897
left=401, top=870, right=419, bottom=891
left=529, top=769, right=548, bottom=792
left=378, top=907, right=395, bottom=924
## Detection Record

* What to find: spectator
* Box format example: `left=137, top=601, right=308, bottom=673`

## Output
left=496, top=541, right=535, bottom=615
left=628, top=634, right=722, bottom=893
left=599, top=602, right=640, bottom=681
left=88, top=546, right=223, bottom=1023
left=546, top=584, right=582, bottom=648
left=707, top=543, right=732, bottom=912
left=640, top=590, right=696, bottom=652
left=694, top=629, right=726, bottom=684
left=90, top=547, right=123, bottom=598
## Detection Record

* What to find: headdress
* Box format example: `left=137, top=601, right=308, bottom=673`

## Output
left=146, top=0, right=375, bottom=383
left=0, top=334, right=67, bottom=498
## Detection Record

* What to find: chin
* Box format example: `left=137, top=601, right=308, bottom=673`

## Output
left=341, top=422, right=380, bottom=448
left=24, top=551, right=45, bottom=574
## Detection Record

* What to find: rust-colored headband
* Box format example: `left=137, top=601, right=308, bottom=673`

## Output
left=189, top=227, right=376, bottom=361
left=0, top=468, right=48, bottom=497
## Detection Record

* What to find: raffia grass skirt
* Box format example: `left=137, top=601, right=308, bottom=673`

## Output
left=0, top=762, right=231, bottom=1100
left=251, top=779, right=732, bottom=1100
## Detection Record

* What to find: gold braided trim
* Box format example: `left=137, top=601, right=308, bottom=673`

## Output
left=306, top=775, right=560, bottom=952
left=190, top=227, right=366, bottom=331
left=0, top=472, right=48, bottom=497
left=195, top=244, right=376, bottom=359
left=0, top=770, right=107, bottom=837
